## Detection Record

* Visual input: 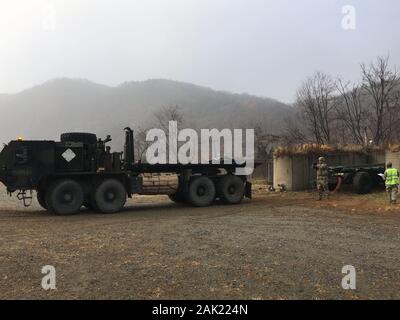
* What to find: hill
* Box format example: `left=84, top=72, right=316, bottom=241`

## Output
left=0, top=78, right=294, bottom=149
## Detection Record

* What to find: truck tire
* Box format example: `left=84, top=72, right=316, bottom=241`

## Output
left=187, top=176, right=216, bottom=207
left=45, top=179, right=84, bottom=215
left=217, top=175, right=245, bottom=204
left=353, top=171, right=373, bottom=194
left=168, top=192, right=186, bottom=204
left=60, top=132, right=97, bottom=144
left=36, top=189, right=47, bottom=209
left=93, top=179, right=126, bottom=213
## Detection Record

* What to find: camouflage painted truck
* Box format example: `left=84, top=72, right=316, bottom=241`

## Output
left=0, top=128, right=253, bottom=215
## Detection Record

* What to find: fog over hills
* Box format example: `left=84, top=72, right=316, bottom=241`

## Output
left=0, top=78, right=294, bottom=149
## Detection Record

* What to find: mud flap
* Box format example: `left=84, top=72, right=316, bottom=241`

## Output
left=128, top=176, right=141, bottom=196
left=245, top=181, right=252, bottom=199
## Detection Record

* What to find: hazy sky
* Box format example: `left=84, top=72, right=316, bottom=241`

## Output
left=1, top=0, right=399, bottom=103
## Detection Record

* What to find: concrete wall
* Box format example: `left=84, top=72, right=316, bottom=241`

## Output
left=251, top=159, right=274, bottom=183
left=370, top=151, right=386, bottom=164
left=273, top=156, right=293, bottom=189
left=273, top=150, right=385, bottom=191
left=385, top=151, right=400, bottom=170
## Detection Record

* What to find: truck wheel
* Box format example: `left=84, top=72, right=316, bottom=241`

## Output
left=60, top=132, right=97, bottom=144
left=353, top=171, right=372, bottom=194
left=187, top=176, right=216, bottom=207
left=36, top=189, right=47, bottom=209
left=217, top=175, right=245, bottom=204
left=45, top=180, right=84, bottom=215
left=93, top=179, right=126, bottom=213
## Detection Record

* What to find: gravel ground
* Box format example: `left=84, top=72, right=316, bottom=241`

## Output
left=0, top=185, right=400, bottom=299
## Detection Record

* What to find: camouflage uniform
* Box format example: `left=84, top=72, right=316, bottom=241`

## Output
left=315, top=157, right=329, bottom=200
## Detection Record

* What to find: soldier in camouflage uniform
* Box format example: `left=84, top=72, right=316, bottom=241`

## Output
left=314, top=156, right=329, bottom=200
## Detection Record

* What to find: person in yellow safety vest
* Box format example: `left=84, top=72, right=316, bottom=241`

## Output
left=384, top=162, right=400, bottom=204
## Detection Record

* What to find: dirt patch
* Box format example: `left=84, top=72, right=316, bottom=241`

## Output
left=253, top=183, right=400, bottom=216
left=0, top=185, right=399, bottom=299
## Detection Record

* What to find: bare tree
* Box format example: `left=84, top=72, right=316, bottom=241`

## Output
left=134, top=126, right=153, bottom=162
left=134, top=105, right=186, bottom=162
left=296, top=72, right=336, bottom=144
left=390, top=90, right=400, bottom=141
left=361, top=55, right=400, bottom=144
left=153, top=105, right=185, bottom=132
left=334, top=79, right=367, bottom=145
left=292, top=56, right=400, bottom=146
left=282, top=112, right=308, bottom=146
left=252, top=122, right=281, bottom=159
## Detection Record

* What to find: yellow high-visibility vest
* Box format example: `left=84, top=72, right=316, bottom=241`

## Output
left=385, top=168, right=399, bottom=186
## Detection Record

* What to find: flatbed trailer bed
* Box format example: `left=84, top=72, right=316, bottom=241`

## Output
left=328, top=163, right=385, bottom=194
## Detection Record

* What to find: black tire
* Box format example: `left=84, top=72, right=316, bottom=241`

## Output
left=168, top=192, right=186, bottom=204
left=36, top=189, right=47, bottom=209
left=187, top=176, right=216, bottom=207
left=60, top=132, right=97, bottom=144
left=45, top=179, right=84, bottom=215
left=93, top=179, right=126, bottom=213
left=217, top=175, right=245, bottom=204
left=353, top=171, right=372, bottom=194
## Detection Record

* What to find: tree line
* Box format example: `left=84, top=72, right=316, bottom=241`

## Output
left=134, top=56, right=400, bottom=161
left=287, top=55, right=400, bottom=147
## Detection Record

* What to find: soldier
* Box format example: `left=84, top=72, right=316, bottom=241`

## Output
left=384, top=162, right=399, bottom=204
left=313, top=156, right=329, bottom=200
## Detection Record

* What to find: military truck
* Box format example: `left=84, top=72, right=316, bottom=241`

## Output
left=0, top=128, right=253, bottom=215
